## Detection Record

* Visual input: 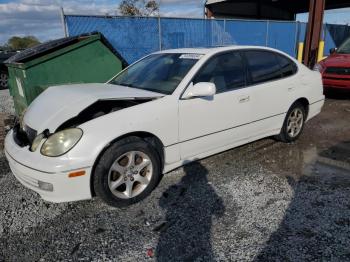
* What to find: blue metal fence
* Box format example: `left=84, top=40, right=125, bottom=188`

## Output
left=65, top=15, right=349, bottom=64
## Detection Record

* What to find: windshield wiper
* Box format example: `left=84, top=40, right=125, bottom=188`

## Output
left=137, top=87, right=169, bottom=95
left=116, top=83, right=135, bottom=88
left=112, top=82, right=168, bottom=95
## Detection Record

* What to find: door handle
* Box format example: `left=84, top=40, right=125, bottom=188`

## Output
left=239, top=96, right=250, bottom=103
left=288, top=86, right=296, bottom=91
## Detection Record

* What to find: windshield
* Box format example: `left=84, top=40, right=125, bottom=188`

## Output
left=337, top=38, right=350, bottom=54
left=110, top=53, right=202, bottom=95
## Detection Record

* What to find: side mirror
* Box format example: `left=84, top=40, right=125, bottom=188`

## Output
left=182, top=82, right=216, bottom=99
left=329, top=47, right=337, bottom=54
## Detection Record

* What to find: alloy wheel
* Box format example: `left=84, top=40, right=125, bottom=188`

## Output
left=287, top=108, right=304, bottom=138
left=108, top=151, right=153, bottom=199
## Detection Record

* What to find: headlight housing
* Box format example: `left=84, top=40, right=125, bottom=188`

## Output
left=40, top=128, right=83, bottom=157
left=30, top=133, right=45, bottom=152
left=313, top=63, right=324, bottom=73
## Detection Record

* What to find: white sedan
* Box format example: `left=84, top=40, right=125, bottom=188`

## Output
left=5, top=46, right=324, bottom=207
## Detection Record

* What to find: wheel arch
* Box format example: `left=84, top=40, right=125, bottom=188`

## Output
left=90, top=131, right=165, bottom=196
left=292, top=97, right=310, bottom=118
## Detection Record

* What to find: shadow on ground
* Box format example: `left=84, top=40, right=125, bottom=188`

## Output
left=325, top=89, right=350, bottom=100
left=156, top=162, right=225, bottom=261
left=255, top=141, right=350, bottom=261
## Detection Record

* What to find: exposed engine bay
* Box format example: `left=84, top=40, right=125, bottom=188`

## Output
left=13, top=98, right=154, bottom=148
left=57, top=98, right=153, bottom=131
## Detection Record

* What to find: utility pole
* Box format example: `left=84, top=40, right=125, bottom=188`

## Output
left=304, top=0, right=325, bottom=68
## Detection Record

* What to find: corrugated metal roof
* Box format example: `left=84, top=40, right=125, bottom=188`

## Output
left=206, top=0, right=226, bottom=5
left=205, top=0, right=350, bottom=12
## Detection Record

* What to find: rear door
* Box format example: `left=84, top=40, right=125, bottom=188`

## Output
left=242, top=50, right=298, bottom=136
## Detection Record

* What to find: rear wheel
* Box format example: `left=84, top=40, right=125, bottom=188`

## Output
left=276, top=102, right=306, bottom=143
left=93, top=137, right=161, bottom=207
left=0, top=71, right=8, bottom=90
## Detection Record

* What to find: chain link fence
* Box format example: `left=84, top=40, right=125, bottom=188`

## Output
left=65, top=15, right=349, bottom=64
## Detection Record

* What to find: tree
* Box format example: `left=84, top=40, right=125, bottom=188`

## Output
left=0, top=44, right=11, bottom=51
left=118, top=0, right=159, bottom=16
left=7, top=36, right=41, bottom=50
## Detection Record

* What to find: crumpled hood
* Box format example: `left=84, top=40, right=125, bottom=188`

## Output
left=322, top=53, right=350, bottom=68
left=23, top=83, right=163, bottom=132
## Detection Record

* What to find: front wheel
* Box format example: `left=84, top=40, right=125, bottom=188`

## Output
left=276, top=102, right=306, bottom=143
left=93, top=137, right=162, bottom=207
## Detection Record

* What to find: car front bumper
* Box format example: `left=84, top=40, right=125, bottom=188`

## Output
left=323, top=74, right=350, bottom=90
left=4, top=130, right=93, bottom=203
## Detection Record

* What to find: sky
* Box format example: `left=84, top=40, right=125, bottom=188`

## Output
left=0, top=0, right=350, bottom=45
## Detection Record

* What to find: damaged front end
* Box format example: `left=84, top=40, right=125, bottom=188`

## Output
left=13, top=98, right=156, bottom=150
left=57, top=98, right=153, bottom=131
left=12, top=123, right=37, bottom=147
left=13, top=83, right=164, bottom=152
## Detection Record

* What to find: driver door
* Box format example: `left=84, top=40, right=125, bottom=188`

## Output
left=178, top=51, right=253, bottom=159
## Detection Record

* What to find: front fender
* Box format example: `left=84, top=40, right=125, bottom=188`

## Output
left=66, top=96, right=179, bottom=169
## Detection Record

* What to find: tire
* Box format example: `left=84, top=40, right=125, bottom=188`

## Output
left=0, top=71, right=8, bottom=90
left=275, top=102, right=306, bottom=143
left=93, top=136, right=162, bottom=207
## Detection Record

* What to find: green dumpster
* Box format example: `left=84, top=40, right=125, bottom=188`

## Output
left=5, top=32, right=128, bottom=115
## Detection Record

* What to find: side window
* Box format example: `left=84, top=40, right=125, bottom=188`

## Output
left=244, top=50, right=281, bottom=85
left=275, top=54, right=298, bottom=77
left=193, top=52, right=245, bottom=93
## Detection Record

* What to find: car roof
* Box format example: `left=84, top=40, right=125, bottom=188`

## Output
left=156, top=45, right=281, bottom=56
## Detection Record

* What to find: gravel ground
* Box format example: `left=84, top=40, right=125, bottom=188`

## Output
left=0, top=89, right=15, bottom=115
left=0, top=93, right=350, bottom=262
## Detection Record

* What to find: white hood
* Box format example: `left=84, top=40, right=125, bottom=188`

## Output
left=23, top=83, right=163, bottom=132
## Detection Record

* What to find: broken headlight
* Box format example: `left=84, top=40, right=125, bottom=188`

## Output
left=40, top=128, right=83, bottom=157
left=30, top=133, right=45, bottom=152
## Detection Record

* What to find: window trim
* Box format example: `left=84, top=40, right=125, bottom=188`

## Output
left=179, top=50, right=248, bottom=100
left=275, top=52, right=299, bottom=78
left=110, top=53, right=199, bottom=95
left=241, top=49, right=299, bottom=88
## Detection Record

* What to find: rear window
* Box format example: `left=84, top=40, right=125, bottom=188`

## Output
left=244, top=50, right=281, bottom=85
left=275, top=54, right=297, bottom=77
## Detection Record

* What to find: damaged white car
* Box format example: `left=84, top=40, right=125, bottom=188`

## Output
left=5, top=46, right=324, bottom=207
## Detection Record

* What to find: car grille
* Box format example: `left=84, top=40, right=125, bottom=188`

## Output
left=325, top=67, right=350, bottom=75
left=13, top=124, right=37, bottom=147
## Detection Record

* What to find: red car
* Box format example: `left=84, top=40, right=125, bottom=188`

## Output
left=314, top=38, right=350, bottom=91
